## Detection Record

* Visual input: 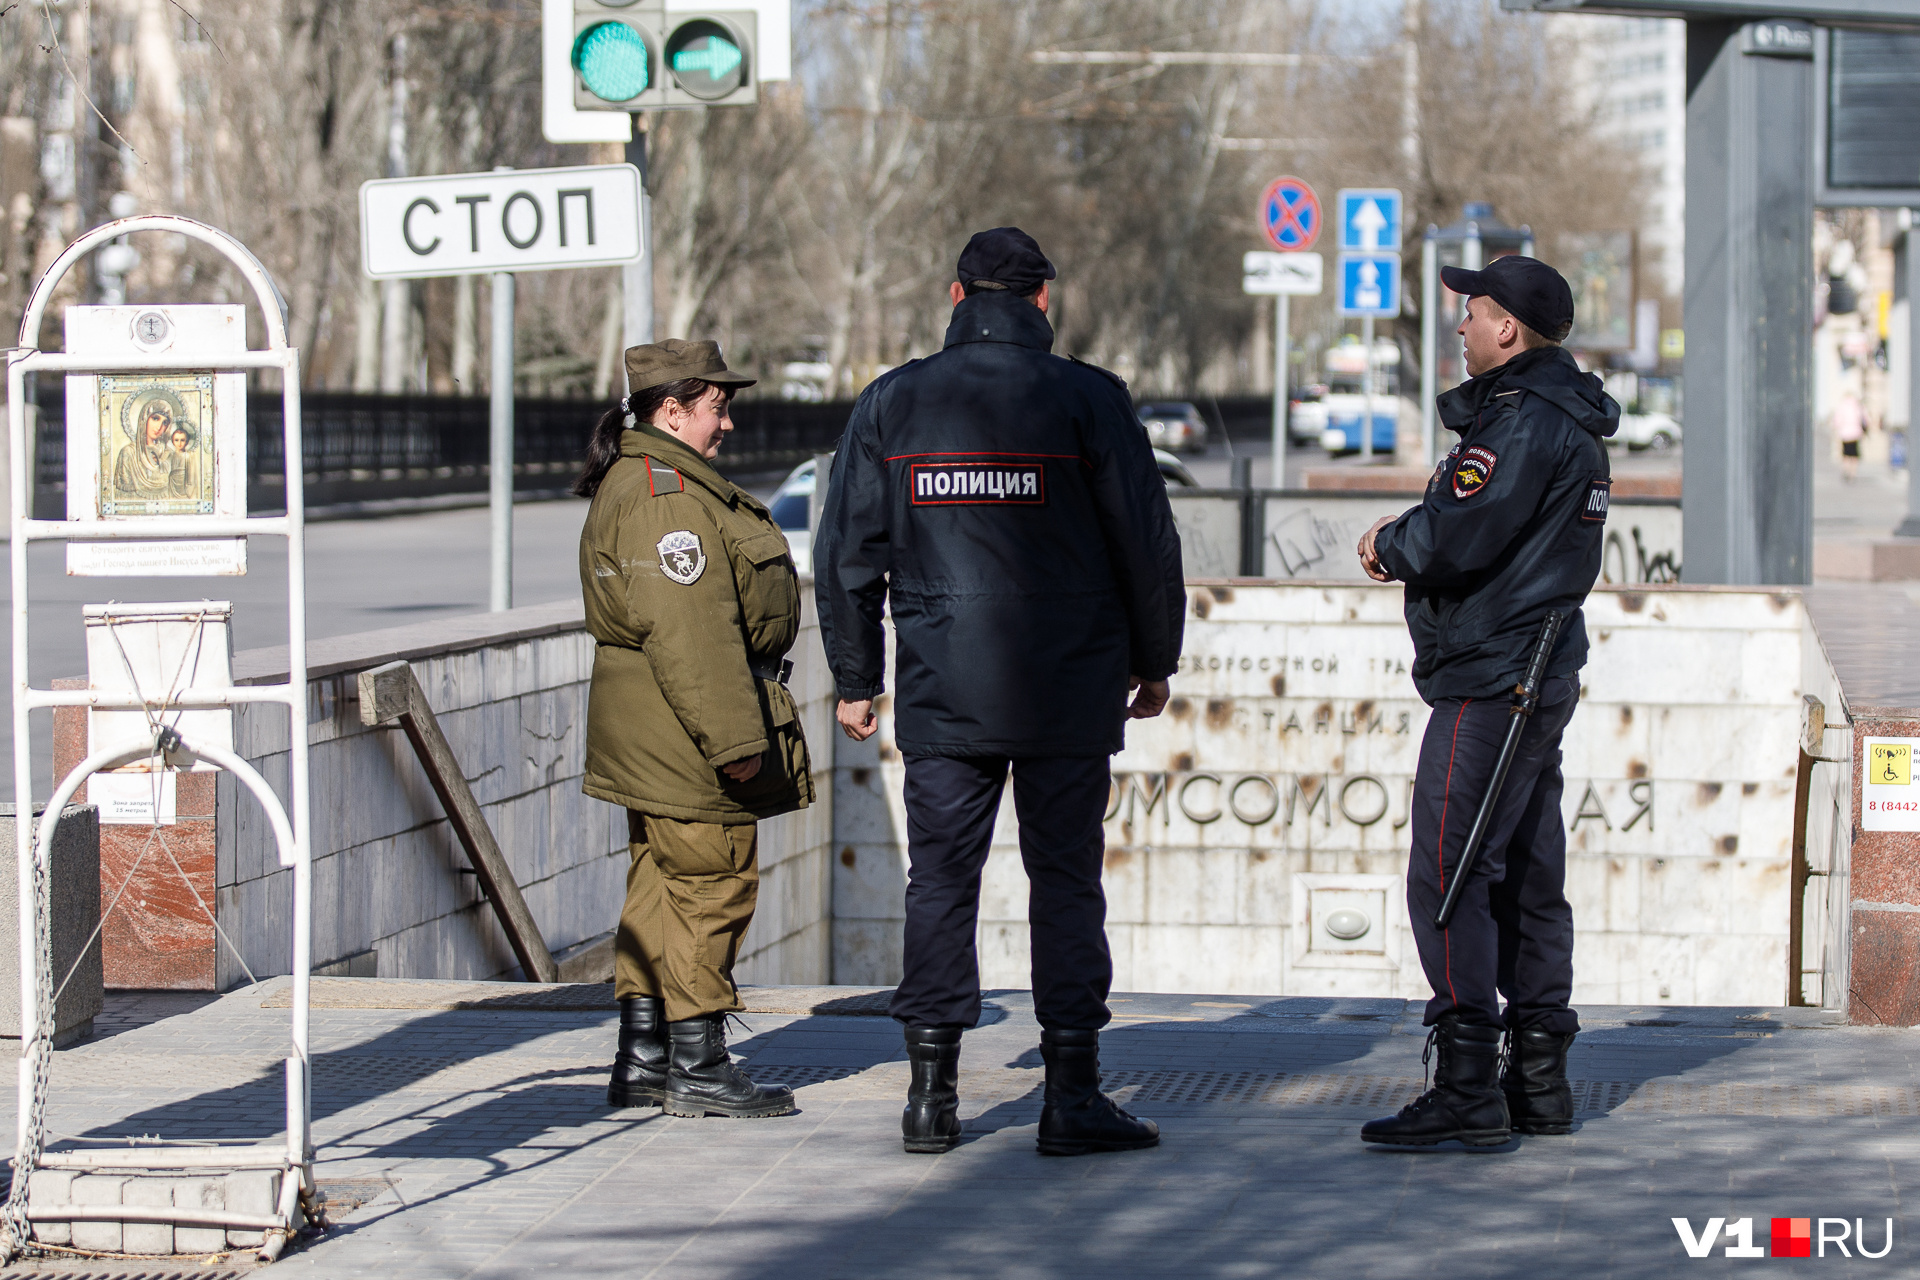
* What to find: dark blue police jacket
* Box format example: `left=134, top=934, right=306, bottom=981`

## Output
left=814, top=291, right=1185, bottom=758
left=1374, top=345, right=1619, bottom=705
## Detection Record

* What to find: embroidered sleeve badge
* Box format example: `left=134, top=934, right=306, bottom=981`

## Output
left=1451, top=445, right=1498, bottom=500
left=656, top=530, right=707, bottom=584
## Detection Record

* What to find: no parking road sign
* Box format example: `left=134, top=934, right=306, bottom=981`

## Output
left=1260, top=177, right=1321, bottom=252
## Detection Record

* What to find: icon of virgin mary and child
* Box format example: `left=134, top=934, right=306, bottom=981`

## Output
left=106, top=384, right=210, bottom=511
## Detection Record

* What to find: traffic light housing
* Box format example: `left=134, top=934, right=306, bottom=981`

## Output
left=569, top=1, right=757, bottom=110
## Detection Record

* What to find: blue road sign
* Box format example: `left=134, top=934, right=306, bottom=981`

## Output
left=1337, top=188, right=1403, bottom=252
left=1338, top=252, right=1401, bottom=317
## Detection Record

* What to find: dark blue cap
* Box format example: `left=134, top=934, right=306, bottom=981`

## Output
left=1441, top=255, right=1574, bottom=342
left=956, top=227, right=1056, bottom=295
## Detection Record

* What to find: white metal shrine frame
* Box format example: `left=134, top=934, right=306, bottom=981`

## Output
left=4, top=217, right=313, bottom=1258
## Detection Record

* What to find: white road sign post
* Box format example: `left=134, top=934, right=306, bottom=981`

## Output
left=1336, top=189, right=1404, bottom=462
left=360, top=164, right=644, bottom=611
left=1244, top=251, right=1323, bottom=490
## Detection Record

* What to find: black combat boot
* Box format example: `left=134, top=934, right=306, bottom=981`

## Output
left=1360, top=1017, right=1511, bottom=1147
left=662, top=1015, right=797, bottom=1119
left=1503, top=1027, right=1577, bottom=1135
left=1036, top=1029, right=1159, bottom=1157
left=902, top=1025, right=963, bottom=1154
left=607, top=996, right=669, bottom=1108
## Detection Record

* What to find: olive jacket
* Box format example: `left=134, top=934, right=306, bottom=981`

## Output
left=580, top=424, right=814, bottom=824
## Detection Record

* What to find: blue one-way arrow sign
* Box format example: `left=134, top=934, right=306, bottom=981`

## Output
left=1338, top=188, right=1403, bottom=252
left=1338, top=252, right=1402, bottom=318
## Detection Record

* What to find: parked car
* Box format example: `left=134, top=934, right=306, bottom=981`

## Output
left=1319, top=393, right=1396, bottom=455
left=1137, top=401, right=1210, bottom=454
left=768, top=460, right=818, bottom=575
left=1613, top=411, right=1681, bottom=453
left=768, top=447, right=1197, bottom=575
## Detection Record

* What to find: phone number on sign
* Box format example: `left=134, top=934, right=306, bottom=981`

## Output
left=1867, top=800, right=1920, bottom=812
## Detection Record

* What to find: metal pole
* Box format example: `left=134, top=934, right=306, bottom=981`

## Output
left=1272, top=293, right=1290, bottom=489
left=1898, top=220, right=1920, bottom=538
left=1421, top=229, right=1438, bottom=466
left=490, top=272, right=514, bottom=612
left=1362, top=314, right=1375, bottom=461
left=623, top=117, right=654, bottom=357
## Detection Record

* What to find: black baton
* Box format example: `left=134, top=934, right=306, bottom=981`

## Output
left=1432, top=611, right=1565, bottom=930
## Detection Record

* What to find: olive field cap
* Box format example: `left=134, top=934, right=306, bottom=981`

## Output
left=623, top=338, right=757, bottom=395
left=956, top=227, right=1057, bottom=294
left=1440, top=255, right=1575, bottom=341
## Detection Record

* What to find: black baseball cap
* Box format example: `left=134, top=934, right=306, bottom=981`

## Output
left=1441, top=255, right=1574, bottom=342
left=956, top=227, right=1056, bottom=295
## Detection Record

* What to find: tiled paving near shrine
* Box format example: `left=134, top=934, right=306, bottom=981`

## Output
left=3, top=979, right=1918, bottom=1278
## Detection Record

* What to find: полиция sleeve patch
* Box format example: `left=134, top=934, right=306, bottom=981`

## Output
left=656, top=529, right=707, bottom=584
left=1429, top=445, right=1460, bottom=493
left=1451, top=445, right=1498, bottom=500
left=1581, top=477, right=1612, bottom=522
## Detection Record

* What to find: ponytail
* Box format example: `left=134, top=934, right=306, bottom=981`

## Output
left=571, top=405, right=630, bottom=499
left=571, top=377, right=737, bottom=499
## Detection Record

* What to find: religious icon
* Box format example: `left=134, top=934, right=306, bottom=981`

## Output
left=96, top=374, right=216, bottom=516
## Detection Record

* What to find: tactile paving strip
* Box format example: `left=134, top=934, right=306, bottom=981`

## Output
left=5, top=1268, right=253, bottom=1279
left=749, top=1065, right=1920, bottom=1118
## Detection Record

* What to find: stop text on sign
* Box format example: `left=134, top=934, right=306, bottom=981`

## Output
left=359, top=163, right=643, bottom=279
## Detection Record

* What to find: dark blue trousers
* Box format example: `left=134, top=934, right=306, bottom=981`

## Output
left=1407, top=674, right=1581, bottom=1035
left=890, top=754, right=1113, bottom=1032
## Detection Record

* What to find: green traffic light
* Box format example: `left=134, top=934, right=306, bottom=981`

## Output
left=573, top=21, right=649, bottom=102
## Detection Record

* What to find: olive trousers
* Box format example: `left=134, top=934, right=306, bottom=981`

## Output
left=614, top=811, right=759, bottom=1023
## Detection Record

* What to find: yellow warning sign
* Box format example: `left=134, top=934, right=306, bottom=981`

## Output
left=1871, top=743, right=1911, bottom=786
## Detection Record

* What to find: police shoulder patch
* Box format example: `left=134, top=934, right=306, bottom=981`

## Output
left=1582, top=476, right=1612, bottom=522
left=1068, top=353, right=1128, bottom=390
left=1429, top=445, right=1460, bottom=493
left=1451, top=445, right=1498, bottom=500
left=656, top=530, right=706, bottom=584
left=644, top=457, right=685, bottom=497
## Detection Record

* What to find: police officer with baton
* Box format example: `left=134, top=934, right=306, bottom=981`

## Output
left=1354, top=256, right=1618, bottom=1146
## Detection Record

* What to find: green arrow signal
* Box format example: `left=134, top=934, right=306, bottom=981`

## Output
left=672, top=38, right=741, bottom=78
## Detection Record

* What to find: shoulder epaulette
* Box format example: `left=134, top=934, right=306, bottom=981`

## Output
left=643, top=456, right=685, bottom=496
left=1068, top=353, right=1128, bottom=390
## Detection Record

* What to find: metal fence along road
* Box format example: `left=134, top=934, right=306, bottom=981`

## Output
left=22, top=389, right=878, bottom=515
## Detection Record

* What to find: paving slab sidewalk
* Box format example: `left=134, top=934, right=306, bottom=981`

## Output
left=2, top=981, right=1915, bottom=1279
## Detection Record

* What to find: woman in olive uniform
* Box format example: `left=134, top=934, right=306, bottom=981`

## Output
left=575, top=339, right=813, bottom=1119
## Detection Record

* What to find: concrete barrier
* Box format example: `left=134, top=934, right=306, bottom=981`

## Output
left=0, top=803, right=103, bottom=1047
left=830, top=583, right=1850, bottom=1011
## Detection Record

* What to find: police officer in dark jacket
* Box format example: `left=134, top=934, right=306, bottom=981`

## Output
left=1355, top=256, right=1618, bottom=1147
left=815, top=227, right=1185, bottom=1157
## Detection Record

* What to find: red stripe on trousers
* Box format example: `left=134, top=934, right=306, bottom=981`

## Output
left=1436, top=699, right=1473, bottom=1012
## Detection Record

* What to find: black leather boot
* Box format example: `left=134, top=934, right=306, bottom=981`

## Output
left=607, top=996, right=669, bottom=1108
left=1360, top=1018, right=1511, bottom=1147
left=663, top=1015, right=796, bottom=1119
left=902, top=1025, right=963, bottom=1154
left=1503, top=1028, right=1576, bottom=1135
left=1036, top=1029, right=1159, bottom=1157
